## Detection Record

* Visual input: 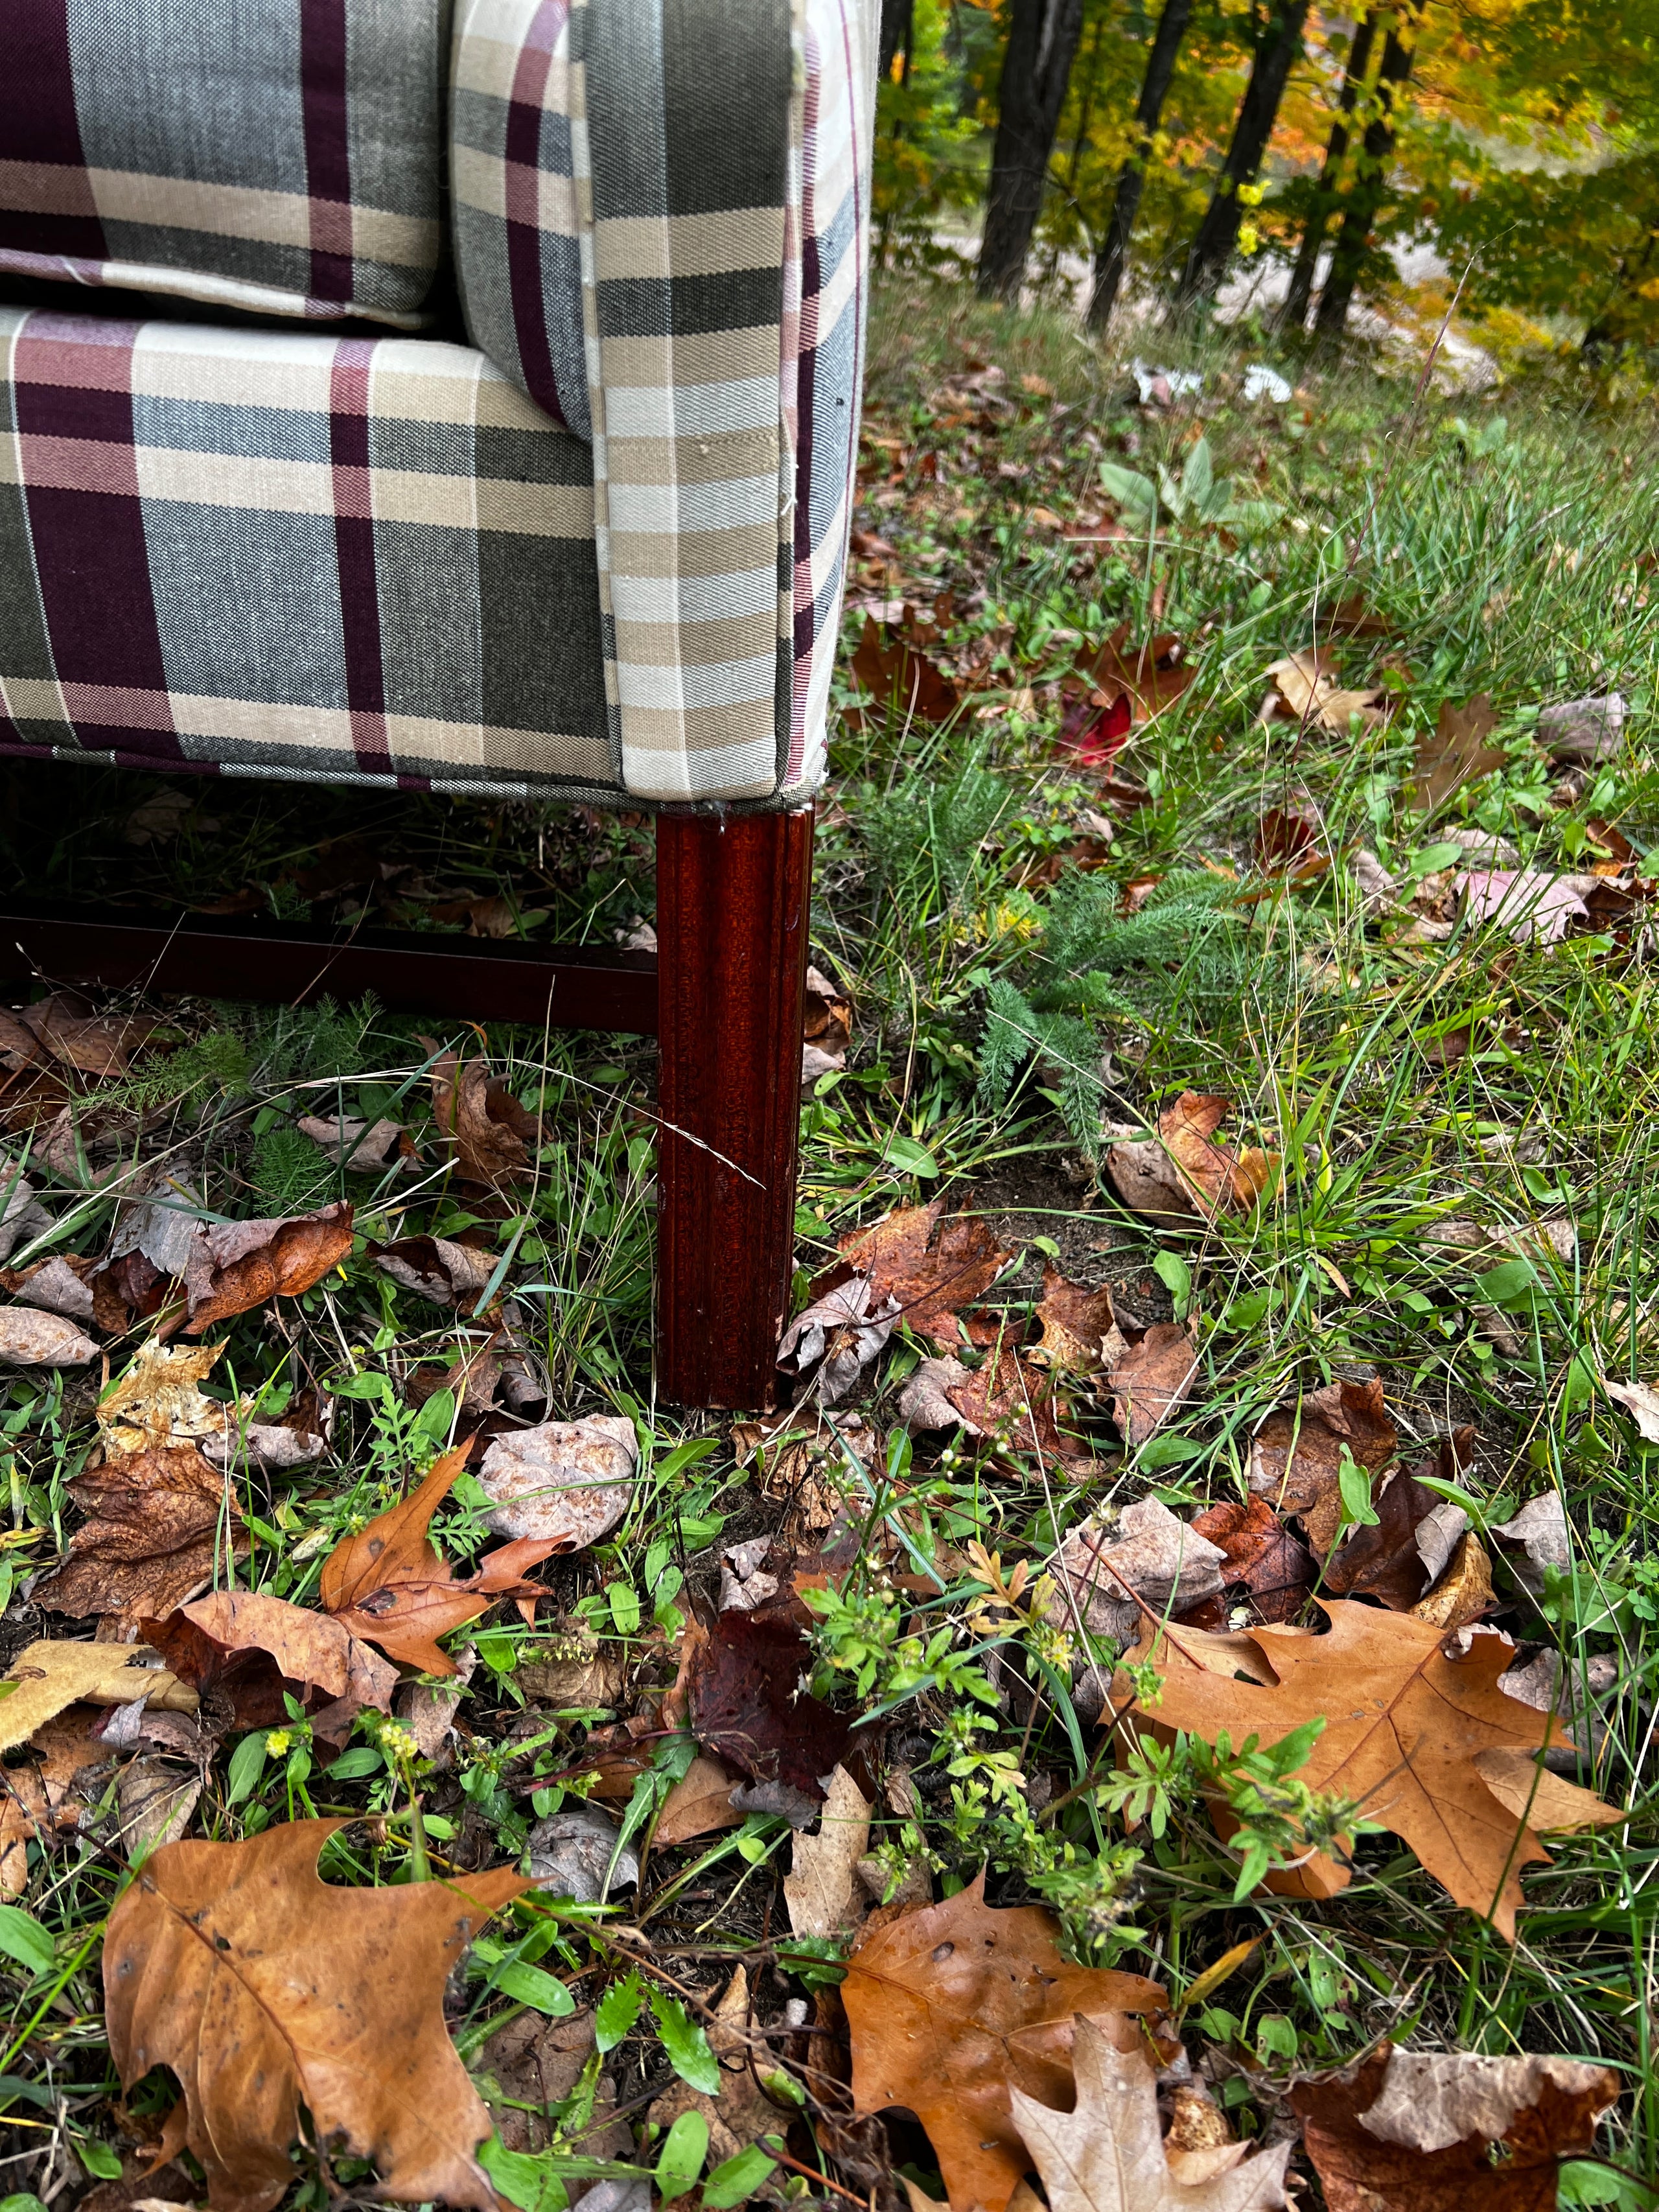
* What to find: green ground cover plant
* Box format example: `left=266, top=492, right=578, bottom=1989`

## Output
left=0, top=280, right=1656, bottom=2209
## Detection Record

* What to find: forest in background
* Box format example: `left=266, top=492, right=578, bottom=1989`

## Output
left=876, top=0, right=1659, bottom=374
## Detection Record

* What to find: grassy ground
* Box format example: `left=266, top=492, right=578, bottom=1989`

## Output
left=1, top=277, right=1657, bottom=2208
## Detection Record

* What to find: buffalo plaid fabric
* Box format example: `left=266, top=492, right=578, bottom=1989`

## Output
left=0, top=0, right=446, bottom=329
left=450, top=0, right=876, bottom=804
left=0, top=309, right=623, bottom=799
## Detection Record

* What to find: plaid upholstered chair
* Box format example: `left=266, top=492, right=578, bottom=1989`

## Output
left=0, top=0, right=877, bottom=1408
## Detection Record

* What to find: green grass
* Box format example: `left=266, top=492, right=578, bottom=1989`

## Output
left=1, top=277, right=1657, bottom=2206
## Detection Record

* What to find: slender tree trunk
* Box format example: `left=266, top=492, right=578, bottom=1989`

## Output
left=1281, top=8, right=1376, bottom=331
left=1085, top=0, right=1195, bottom=334
left=1314, top=1, right=1424, bottom=338
left=977, top=0, right=1089, bottom=301
left=879, top=0, right=914, bottom=82
left=1173, top=0, right=1312, bottom=308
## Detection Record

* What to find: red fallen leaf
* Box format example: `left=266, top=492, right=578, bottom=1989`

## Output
left=684, top=1607, right=852, bottom=1805
left=1255, top=806, right=1323, bottom=870
left=1179, top=1496, right=1315, bottom=1628
left=1058, top=690, right=1132, bottom=768
left=850, top=616, right=960, bottom=726
left=319, top=1441, right=558, bottom=1673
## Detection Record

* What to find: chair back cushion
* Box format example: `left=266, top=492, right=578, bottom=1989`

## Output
left=0, top=1, right=447, bottom=328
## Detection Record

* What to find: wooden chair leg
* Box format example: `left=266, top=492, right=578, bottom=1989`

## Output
left=656, top=807, right=813, bottom=1410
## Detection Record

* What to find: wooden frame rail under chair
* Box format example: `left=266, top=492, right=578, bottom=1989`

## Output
left=0, top=808, right=814, bottom=1414
left=0, top=0, right=878, bottom=1410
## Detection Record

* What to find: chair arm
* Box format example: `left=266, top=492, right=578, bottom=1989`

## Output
left=450, top=0, right=877, bottom=807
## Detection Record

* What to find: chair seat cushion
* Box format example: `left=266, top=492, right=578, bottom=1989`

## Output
left=0, top=308, right=632, bottom=801
left=0, top=1, right=447, bottom=329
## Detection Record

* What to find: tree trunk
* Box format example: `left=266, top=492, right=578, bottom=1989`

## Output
left=977, top=0, right=1089, bottom=301
left=1314, top=2, right=1424, bottom=338
left=1174, top=0, right=1312, bottom=308
left=879, top=0, right=913, bottom=83
left=1085, top=0, right=1196, bottom=334
left=1280, top=8, right=1376, bottom=331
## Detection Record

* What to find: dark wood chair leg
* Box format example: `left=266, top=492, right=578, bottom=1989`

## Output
left=656, top=807, right=813, bottom=1410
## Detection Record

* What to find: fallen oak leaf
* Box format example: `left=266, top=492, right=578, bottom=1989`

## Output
left=1049, top=1498, right=1226, bottom=1649
left=685, top=1606, right=852, bottom=1806
left=1028, top=1268, right=1116, bottom=1376
left=1262, top=647, right=1386, bottom=738
left=373, top=1233, right=496, bottom=1306
left=1122, top=1600, right=1623, bottom=1937
left=1289, top=2042, right=1618, bottom=2212
left=844, top=1874, right=1166, bottom=2212
left=946, top=1342, right=1093, bottom=1475
left=655, top=1752, right=747, bottom=1847
left=1411, top=694, right=1506, bottom=810
left=0, top=1306, right=99, bottom=1366
left=1107, top=1095, right=1270, bottom=1226
left=1104, top=1320, right=1200, bottom=1448
left=104, top=1818, right=527, bottom=2212
left=783, top=1764, right=873, bottom=1938
left=297, top=1114, right=410, bottom=1172
left=19, top=992, right=161, bottom=1077
left=1179, top=1498, right=1314, bottom=1629
left=1009, top=2014, right=1291, bottom=2211
left=850, top=615, right=960, bottom=725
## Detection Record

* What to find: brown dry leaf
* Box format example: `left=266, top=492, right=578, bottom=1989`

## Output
left=0, top=1705, right=118, bottom=1892
left=1603, top=1377, right=1659, bottom=1441
left=104, top=1818, right=526, bottom=2212
left=99, top=1340, right=229, bottom=1456
left=851, top=616, right=961, bottom=725
left=0, top=1305, right=98, bottom=1366
left=481, top=2007, right=631, bottom=2161
left=36, top=1446, right=248, bottom=1632
left=1290, top=2042, right=1618, bottom=2212
left=1470, top=1747, right=1626, bottom=1837
left=425, top=1042, right=542, bottom=1189
left=1050, top=1498, right=1227, bottom=1647
left=145, top=1590, right=399, bottom=1734
left=685, top=1607, right=852, bottom=1806
left=1180, top=1498, right=1315, bottom=1630
left=3, top=1253, right=95, bottom=1319
left=838, top=1201, right=1012, bottom=1345
left=1090, top=625, right=1195, bottom=725
left=516, top=1625, right=628, bottom=1712
left=1411, top=1532, right=1496, bottom=1631
left=946, top=1342, right=1091, bottom=1475
left=1106, top=1094, right=1268, bottom=1226
left=1323, top=1459, right=1444, bottom=1610
left=844, top=1874, right=1166, bottom=2212
left=655, top=1753, right=746, bottom=1847
left=898, top=1355, right=979, bottom=1434
left=0, top=1641, right=197, bottom=1754
left=1009, top=2015, right=1291, bottom=2211
left=319, top=1441, right=555, bottom=1674
left=20, top=993, right=160, bottom=1077
left=373, top=1234, right=496, bottom=1305
left=1263, top=647, right=1387, bottom=738
left=1247, top=1379, right=1397, bottom=1555
left=1104, top=1321, right=1200, bottom=1447
left=1411, top=695, right=1507, bottom=809
left=784, top=1764, right=873, bottom=1938
left=184, top=1200, right=354, bottom=1334
left=1253, top=805, right=1327, bottom=876
left=1029, top=1268, right=1115, bottom=1375
left=803, top=965, right=853, bottom=1085
left=1124, top=1600, right=1622, bottom=1937
left=297, top=1115, right=408, bottom=1172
